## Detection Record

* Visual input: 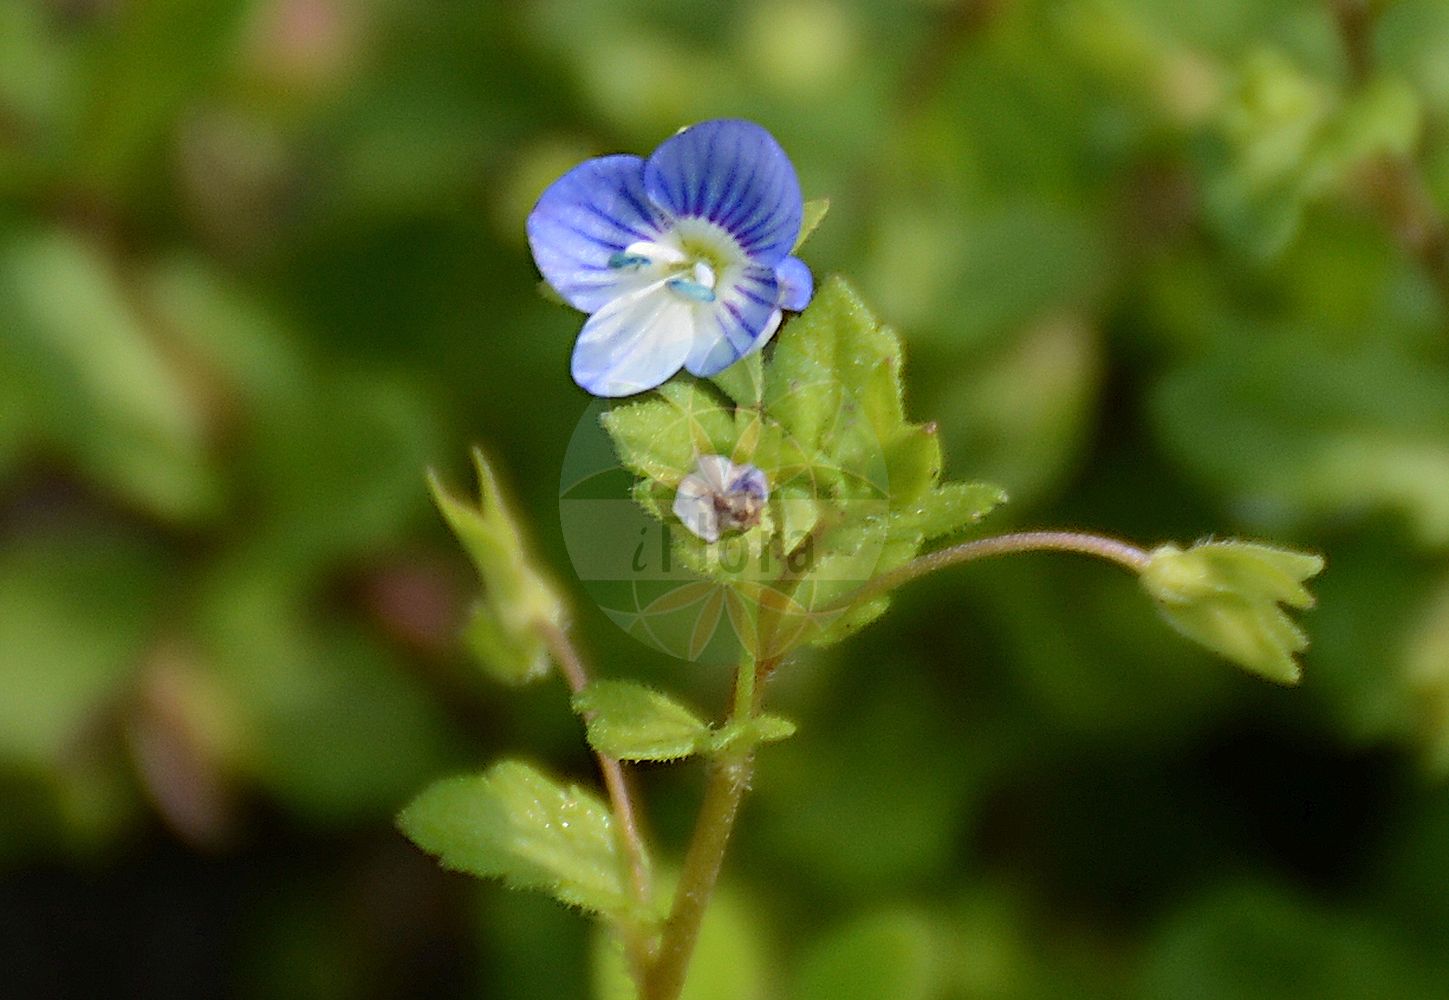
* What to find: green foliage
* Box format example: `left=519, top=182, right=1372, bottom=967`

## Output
left=8, top=0, right=1449, bottom=995
left=707, top=713, right=797, bottom=754
left=601, top=276, right=1007, bottom=654
left=794, top=197, right=831, bottom=253
left=430, top=448, right=566, bottom=685
left=593, top=885, right=768, bottom=1000
left=1153, top=342, right=1449, bottom=547
left=1139, top=883, right=1440, bottom=1000
left=1205, top=50, right=1422, bottom=258
left=0, top=229, right=220, bottom=522
left=792, top=910, right=942, bottom=1000
left=892, top=481, right=1010, bottom=540
left=601, top=382, right=737, bottom=487
left=1141, top=541, right=1325, bottom=683
left=573, top=681, right=796, bottom=761
left=573, top=681, right=711, bottom=761
left=398, top=761, right=636, bottom=918
left=0, top=530, right=165, bottom=768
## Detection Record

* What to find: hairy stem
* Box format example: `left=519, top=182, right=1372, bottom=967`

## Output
left=642, top=655, right=771, bottom=1000
left=537, top=622, right=655, bottom=979
left=828, top=529, right=1152, bottom=612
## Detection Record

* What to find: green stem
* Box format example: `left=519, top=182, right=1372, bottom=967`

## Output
left=731, top=654, right=756, bottom=720
left=538, top=622, right=655, bottom=983
left=642, top=654, right=769, bottom=1000
left=827, top=529, right=1152, bottom=613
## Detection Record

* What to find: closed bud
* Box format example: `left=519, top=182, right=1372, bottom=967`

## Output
left=1141, top=540, right=1324, bottom=684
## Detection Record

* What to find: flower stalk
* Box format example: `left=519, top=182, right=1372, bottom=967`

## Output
left=537, top=621, right=656, bottom=980
left=642, top=652, right=771, bottom=1000
left=827, top=529, right=1153, bottom=613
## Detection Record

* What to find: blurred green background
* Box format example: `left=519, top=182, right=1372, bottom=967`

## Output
left=5, top=0, right=1449, bottom=997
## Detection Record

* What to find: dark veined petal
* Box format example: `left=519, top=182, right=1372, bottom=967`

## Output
left=683, top=264, right=781, bottom=378
left=570, top=283, right=697, bottom=397
left=527, top=155, right=671, bottom=313
left=776, top=255, right=814, bottom=312
left=644, top=120, right=802, bottom=268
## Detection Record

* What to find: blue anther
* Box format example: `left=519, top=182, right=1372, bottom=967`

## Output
left=666, top=277, right=717, bottom=303
left=608, top=252, right=651, bottom=270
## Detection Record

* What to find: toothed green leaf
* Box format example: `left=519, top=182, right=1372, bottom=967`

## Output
left=711, top=349, right=765, bottom=408
left=894, top=482, right=1009, bottom=540
left=398, top=761, right=636, bottom=917
left=601, top=381, right=735, bottom=487
left=572, top=680, right=710, bottom=761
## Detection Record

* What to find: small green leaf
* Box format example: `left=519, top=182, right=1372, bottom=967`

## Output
left=601, top=381, right=735, bottom=487
left=794, top=197, right=830, bottom=253
left=398, top=761, right=635, bottom=917
left=766, top=277, right=937, bottom=502
left=430, top=448, right=565, bottom=684
left=1141, top=540, right=1325, bottom=683
left=601, top=396, right=693, bottom=485
left=572, top=680, right=710, bottom=761
left=711, top=349, right=765, bottom=408
left=631, top=476, right=673, bottom=519
left=882, top=425, right=943, bottom=506
left=537, top=279, right=569, bottom=307
left=764, top=313, right=839, bottom=455
left=893, top=482, right=1009, bottom=539
left=750, top=713, right=797, bottom=744
left=791, top=514, right=892, bottom=611
left=709, top=713, right=798, bottom=755
left=803, top=534, right=921, bottom=648
left=774, top=485, right=824, bottom=552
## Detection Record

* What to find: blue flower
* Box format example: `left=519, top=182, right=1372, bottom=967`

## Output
left=527, top=119, right=815, bottom=397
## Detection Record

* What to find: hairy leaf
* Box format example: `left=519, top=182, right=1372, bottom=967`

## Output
left=572, top=680, right=710, bottom=761
left=398, top=761, right=634, bottom=917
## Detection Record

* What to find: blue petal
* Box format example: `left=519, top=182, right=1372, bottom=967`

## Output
left=527, top=154, right=670, bottom=313
left=571, top=284, right=696, bottom=397
left=683, top=264, right=781, bottom=378
left=728, top=465, right=769, bottom=503
left=776, top=256, right=813, bottom=312
left=645, top=120, right=802, bottom=268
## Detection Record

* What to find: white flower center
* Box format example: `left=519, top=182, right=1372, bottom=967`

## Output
left=608, top=222, right=744, bottom=306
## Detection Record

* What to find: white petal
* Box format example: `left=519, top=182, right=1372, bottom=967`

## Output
left=672, top=476, right=720, bottom=542
left=571, top=284, right=697, bottom=397
left=693, top=454, right=735, bottom=494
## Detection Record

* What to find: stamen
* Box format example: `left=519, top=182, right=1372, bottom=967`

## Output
left=608, top=251, right=651, bottom=270
left=666, top=277, right=717, bottom=303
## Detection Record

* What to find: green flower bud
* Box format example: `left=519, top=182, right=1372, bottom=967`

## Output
left=1141, top=540, right=1324, bottom=684
left=430, top=448, right=566, bottom=685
